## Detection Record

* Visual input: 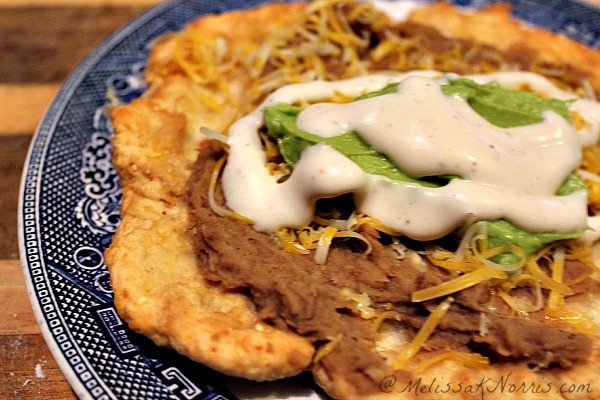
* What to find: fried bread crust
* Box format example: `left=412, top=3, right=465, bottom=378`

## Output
left=106, top=3, right=315, bottom=382
left=409, top=3, right=600, bottom=91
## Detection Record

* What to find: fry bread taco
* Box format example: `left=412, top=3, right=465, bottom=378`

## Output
left=106, top=1, right=600, bottom=398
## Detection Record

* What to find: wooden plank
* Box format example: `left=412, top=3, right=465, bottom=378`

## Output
left=0, top=0, right=160, bottom=5
left=0, top=136, right=32, bottom=259
left=0, top=259, right=77, bottom=399
left=0, top=260, right=39, bottom=335
left=0, top=5, right=151, bottom=84
left=0, top=333, right=77, bottom=400
left=0, top=84, right=59, bottom=135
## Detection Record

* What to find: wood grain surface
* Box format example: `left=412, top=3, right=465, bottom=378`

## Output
left=0, top=260, right=76, bottom=399
left=0, top=85, right=59, bottom=134
left=1, top=0, right=600, bottom=399
left=0, top=1, right=158, bottom=398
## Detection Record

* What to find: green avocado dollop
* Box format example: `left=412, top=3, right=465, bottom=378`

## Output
left=486, top=220, right=583, bottom=265
left=441, top=78, right=575, bottom=128
left=263, top=103, right=449, bottom=187
left=356, top=79, right=575, bottom=127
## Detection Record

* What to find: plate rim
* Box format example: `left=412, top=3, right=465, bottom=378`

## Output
left=17, top=1, right=184, bottom=398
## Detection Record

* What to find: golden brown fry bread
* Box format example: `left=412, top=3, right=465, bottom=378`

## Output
left=107, top=1, right=600, bottom=399
left=409, top=3, right=600, bottom=91
left=106, top=3, right=315, bottom=381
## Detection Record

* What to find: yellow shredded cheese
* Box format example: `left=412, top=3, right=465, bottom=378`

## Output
left=276, top=229, right=311, bottom=255
left=355, top=216, right=399, bottom=236
left=298, top=227, right=323, bottom=250
left=571, top=111, right=587, bottom=131
left=427, top=248, right=478, bottom=272
left=526, top=251, right=573, bottom=295
left=340, top=288, right=377, bottom=319
left=394, top=297, right=454, bottom=369
left=545, top=309, right=597, bottom=335
left=313, top=334, right=343, bottom=364
left=259, top=131, right=282, bottom=159
left=475, top=244, right=527, bottom=272
left=427, top=223, right=526, bottom=274
left=497, top=291, right=539, bottom=315
left=413, top=350, right=489, bottom=374
left=372, top=310, right=398, bottom=336
left=548, top=245, right=566, bottom=310
left=412, top=268, right=507, bottom=303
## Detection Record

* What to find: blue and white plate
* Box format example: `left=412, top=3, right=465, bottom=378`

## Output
left=18, top=0, right=600, bottom=399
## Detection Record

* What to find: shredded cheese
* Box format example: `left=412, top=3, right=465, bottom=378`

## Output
left=340, top=288, right=377, bottom=319
left=372, top=311, right=399, bottom=340
left=427, top=223, right=526, bottom=274
left=497, top=291, right=539, bottom=315
left=394, top=297, right=454, bottom=369
left=548, top=245, right=566, bottom=310
left=355, top=216, right=399, bottom=236
left=315, top=226, right=339, bottom=264
left=411, top=267, right=506, bottom=302
left=200, top=127, right=228, bottom=144
left=297, top=227, right=323, bottom=250
left=276, top=229, right=311, bottom=255
left=313, top=334, right=343, bottom=364
left=333, top=231, right=373, bottom=255
left=474, top=245, right=527, bottom=272
left=526, top=250, right=573, bottom=295
left=313, top=213, right=357, bottom=230
left=208, top=155, right=254, bottom=224
left=545, top=309, right=597, bottom=335
left=453, top=221, right=486, bottom=262
left=413, top=350, right=489, bottom=374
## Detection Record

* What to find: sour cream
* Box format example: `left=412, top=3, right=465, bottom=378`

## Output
left=371, top=0, right=424, bottom=22
left=221, top=71, right=600, bottom=240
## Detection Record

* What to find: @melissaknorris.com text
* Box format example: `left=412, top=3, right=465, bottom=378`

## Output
left=379, top=372, right=592, bottom=399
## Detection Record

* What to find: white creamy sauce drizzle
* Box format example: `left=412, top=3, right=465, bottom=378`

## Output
left=578, top=216, right=600, bottom=245
left=222, top=71, right=600, bottom=240
left=371, top=0, right=425, bottom=22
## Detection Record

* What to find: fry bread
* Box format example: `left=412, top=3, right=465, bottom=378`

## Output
left=106, top=1, right=600, bottom=398
left=106, top=3, right=315, bottom=381
left=409, top=3, right=600, bottom=91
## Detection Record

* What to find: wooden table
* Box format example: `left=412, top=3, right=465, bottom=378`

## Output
left=0, top=1, right=158, bottom=398
left=2, top=0, right=600, bottom=399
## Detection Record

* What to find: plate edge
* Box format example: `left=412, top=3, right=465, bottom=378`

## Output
left=16, top=1, right=185, bottom=399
